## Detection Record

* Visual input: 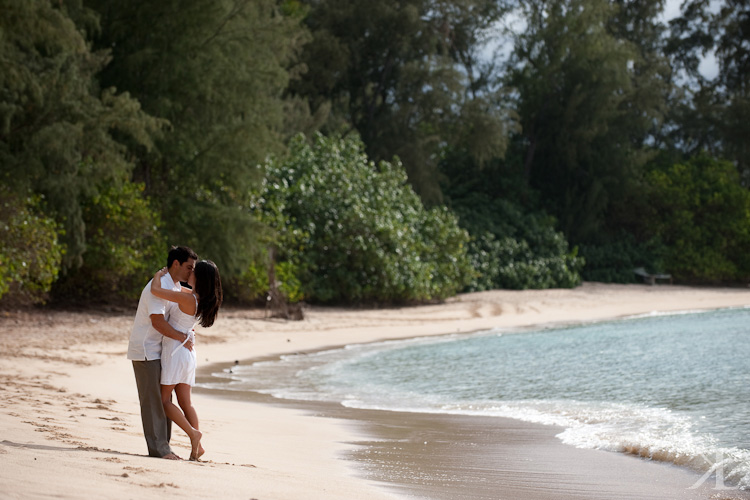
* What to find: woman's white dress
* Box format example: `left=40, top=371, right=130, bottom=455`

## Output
left=160, top=295, right=198, bottom=386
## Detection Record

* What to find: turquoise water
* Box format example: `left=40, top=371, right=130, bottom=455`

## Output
left=208, top=308, right=750, bottom=489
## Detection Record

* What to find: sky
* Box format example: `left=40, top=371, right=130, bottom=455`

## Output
left=483, top=0, right=719, bottom=80
left=662, top=0, right=682, bottom=20
left=662, top=0, right=719, bottom=79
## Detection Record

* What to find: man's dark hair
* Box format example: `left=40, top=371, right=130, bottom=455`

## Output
left=167, top=246, right=198, bottom=268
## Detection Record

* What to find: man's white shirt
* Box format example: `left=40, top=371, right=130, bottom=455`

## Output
left=127, top=273, right=181, bottom=361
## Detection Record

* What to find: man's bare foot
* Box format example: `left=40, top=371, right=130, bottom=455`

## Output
left=161, top=452, right=182, bottom=460
left=189, top=430, right=203, bottom=461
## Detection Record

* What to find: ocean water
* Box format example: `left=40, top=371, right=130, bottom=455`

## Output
left=207, top=307, right=750, bottom=489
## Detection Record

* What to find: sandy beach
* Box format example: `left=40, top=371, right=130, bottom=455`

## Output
left=3, top=282, right=750, bottom=499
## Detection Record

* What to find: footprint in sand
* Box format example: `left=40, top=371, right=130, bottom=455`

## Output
left=123, top=466, right=150, bottom=474
left=149, top=482, right=180, bottom=489
left=92, top=398, right=116, bottom=405
left=98, top=416, right=122, bottom=421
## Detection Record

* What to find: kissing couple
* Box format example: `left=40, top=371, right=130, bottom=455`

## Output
left=127, top=246, right=223, bottom=461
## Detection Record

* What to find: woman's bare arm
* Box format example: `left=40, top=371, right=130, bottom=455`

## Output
left=151, top=268, right=196, bottom=314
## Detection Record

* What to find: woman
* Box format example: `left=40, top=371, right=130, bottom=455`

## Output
left=151, top=260, right=223, bottom=461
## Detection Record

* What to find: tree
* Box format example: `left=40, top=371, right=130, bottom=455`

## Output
left=0, top=187, right=63, bottom=305
left=51, top=182, right=167, bottom=301
left=441, top=152, right=584, bottom=290
left=87, top=0, right=309, bottom=275
left=667, top=0, right=750, bottom=178
left=506, top=0, right=670, bottom=243
left=607, top=0, right=672, bottom=146
left=289, top=0, right=515, bottom=203
left=0, top=0, right=164, bottom=273
left=257, top=133, right=473, bottom=303
left=644, top=155, right=750, bottom=282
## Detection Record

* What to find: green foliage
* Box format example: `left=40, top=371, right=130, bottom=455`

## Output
left=227, top=255, right=304, bottom=305
left=494, top=236, right=581, bottom=290
left=88, top=0, right=309, bottom=276
left=290, top=0, right=516, bottom=203
left=441, top=152, right=584, bottom=291
left=0, top=187, right=63, bottom=305
left=0, top=0, right=165, bottom=270
left=1, top=0, right=747, bottom=306
left=52, top=182, right=166, bottom=301
left=460, top=209, right=583, bottom=291
left=667, top=0, right=750, bottom=178
left=257, top=133, right=473, bottom=303
left=507, top=0, right=669, bottom=243
left=644, top=155, right=750, bottom=283
left=579, top=233, right=666, bottom=283
left=229, top=263, right=271, bottom=304
left=275, top=261, right=305, bottom=303
left=467, top=232, right=582, bottom=291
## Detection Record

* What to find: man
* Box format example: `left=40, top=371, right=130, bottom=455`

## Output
left=128, top=245, right=198, bottom=459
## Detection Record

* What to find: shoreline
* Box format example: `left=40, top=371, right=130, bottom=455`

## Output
left=195, top=312, right=750, bottom=500
left=197, top=385, right=750, bottom=500
left=3, top=283, right=750, bottom=499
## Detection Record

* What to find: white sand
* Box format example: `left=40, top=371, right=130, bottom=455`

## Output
left=2, top=282, right=750, bottom=499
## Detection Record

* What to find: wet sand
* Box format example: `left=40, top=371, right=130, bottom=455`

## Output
left=339, top=409, right=744, bottom=500
left=199, top=365, right=750, bottom=500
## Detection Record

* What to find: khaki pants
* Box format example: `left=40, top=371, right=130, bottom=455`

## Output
left=132, top=360, right=172, bottom=457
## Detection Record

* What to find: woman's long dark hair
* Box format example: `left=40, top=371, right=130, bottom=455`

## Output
left=193, top=260, right=223, bottom=327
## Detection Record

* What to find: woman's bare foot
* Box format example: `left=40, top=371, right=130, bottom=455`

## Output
left=189, top=429, right=203, bottom=461
left=196, top=443, right=205, bottom=460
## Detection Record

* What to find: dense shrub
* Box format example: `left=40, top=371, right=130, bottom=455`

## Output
left=0, top=188, right=63, bottom=305
left=51, top=182, right=166, bottom=301
left=644, top=155, right=750, bottom=283
left=467, top=230, right=582, bottom=291
left=227, top=257, right=305, bottom=305
left=226, top=262, right=270, bottom=304
left=451, top=193, right=583, bottom=291
left=255, top=133, right=473, bottom=303
left=579, top=233, right=666, bottom=283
